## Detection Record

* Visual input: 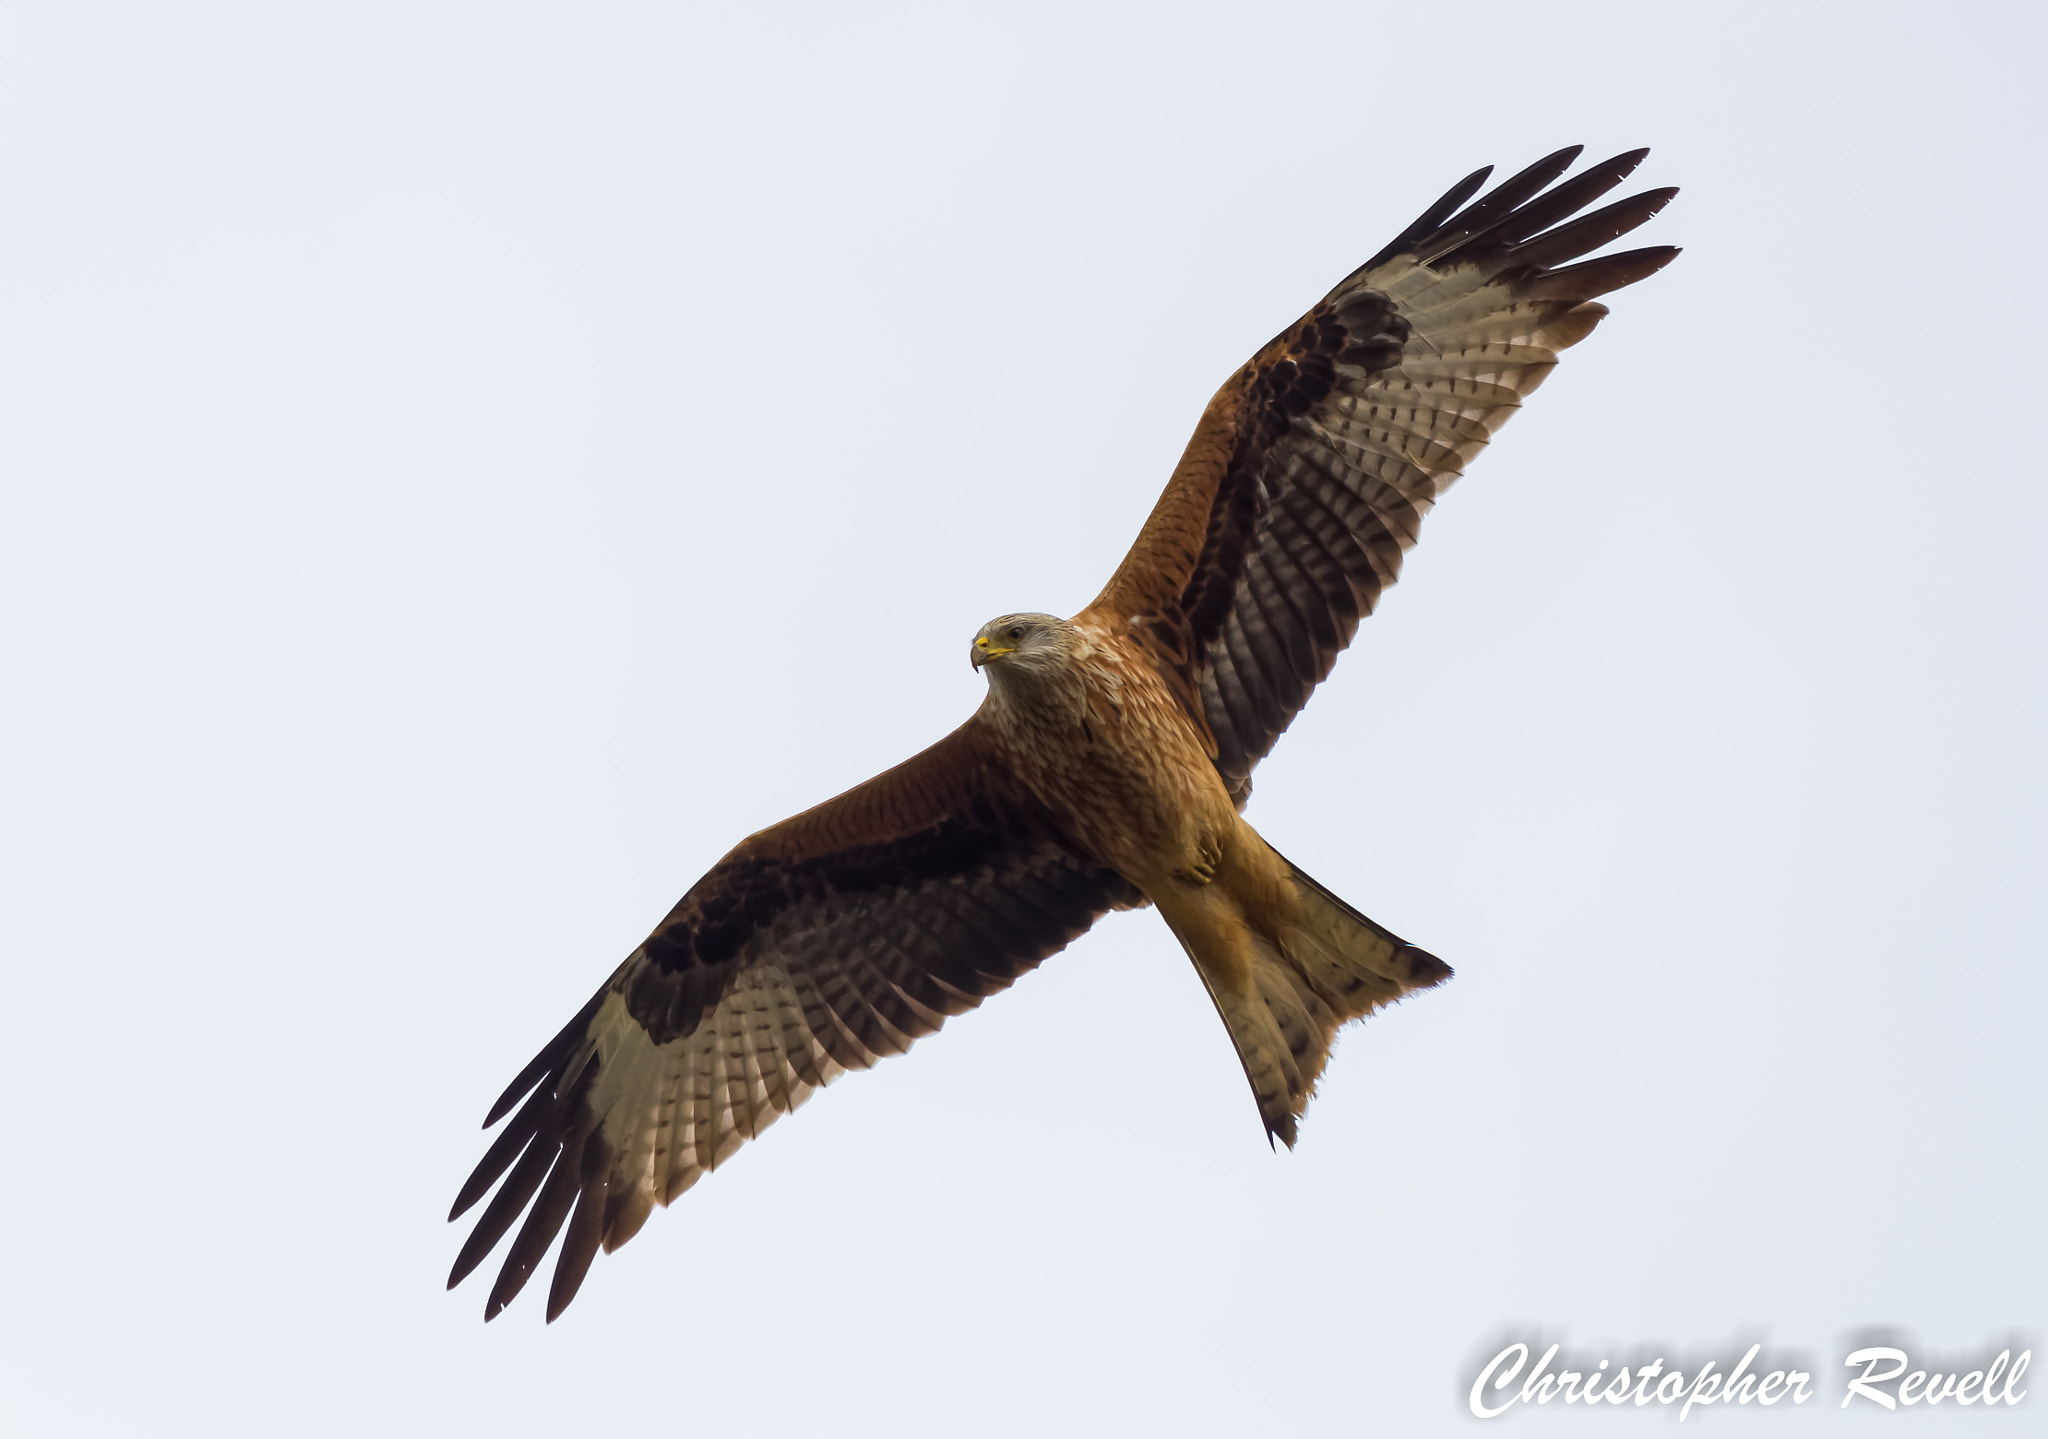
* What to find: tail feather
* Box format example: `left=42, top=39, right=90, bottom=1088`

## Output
left=1281, top=854, right=1453, bottom=1011
left=1159, top=841, right=1450, bottom=1148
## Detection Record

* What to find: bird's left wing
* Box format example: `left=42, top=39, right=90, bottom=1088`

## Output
left=1085, top=146, right=1679, bottom=793
left=448, top=721, right=1138, bottom=1321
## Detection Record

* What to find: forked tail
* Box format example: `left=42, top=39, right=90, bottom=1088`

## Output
left=1158, top=843, right=1451, bottom=1148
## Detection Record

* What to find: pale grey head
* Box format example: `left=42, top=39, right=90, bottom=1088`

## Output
left=969, top=612, right=1072, bottom=682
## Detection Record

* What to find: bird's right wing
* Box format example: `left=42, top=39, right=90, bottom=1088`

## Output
left=447, top=721, right=1140, bottom=1322
left=1085, top=146, right=1679, bottom=792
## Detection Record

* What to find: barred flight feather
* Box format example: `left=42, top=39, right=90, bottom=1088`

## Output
left=451, top=725, right=1141, bottom=1320
left=1089, top=147, right=1677, bottom=785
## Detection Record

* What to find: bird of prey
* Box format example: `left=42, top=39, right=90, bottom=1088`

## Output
left=449, top=145, right=1678, bottom=1321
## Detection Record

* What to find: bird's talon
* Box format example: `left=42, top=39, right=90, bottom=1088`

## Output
left=1177, top=836, right=1223, bottom=886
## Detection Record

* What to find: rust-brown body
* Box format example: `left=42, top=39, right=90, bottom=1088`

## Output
left=965, top=607, right=1433, bottom=1145
left=976, top=612, right=1242, bottom=892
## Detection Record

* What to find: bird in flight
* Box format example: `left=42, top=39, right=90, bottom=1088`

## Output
left=449, top=145, right=1679, bottom=1321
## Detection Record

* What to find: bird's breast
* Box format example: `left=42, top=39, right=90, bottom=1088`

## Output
left=984, top=632, right=1234, bottom=883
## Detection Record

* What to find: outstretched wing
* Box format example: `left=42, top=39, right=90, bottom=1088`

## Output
left=448, top=722, right=1140, bottom=1321
left=1086, top=146, right=1679, bottom=790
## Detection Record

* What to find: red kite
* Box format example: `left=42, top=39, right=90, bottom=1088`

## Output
left=450, top=145, right=1678, bottom=1320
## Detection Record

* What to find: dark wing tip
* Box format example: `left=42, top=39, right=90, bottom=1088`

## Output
left=446, top=1133, right=552, bottom=1291
left=1604, top=145, right=1652, bottom=175
left=1526, top=184, right=1680, bottom=253
left=1351, top=162, right=1497, bottom=276
left=544, top=1146, right=612, bottom=1322
left=483, top=1061, right=550, bottom=1129
left=1359, top=146, right=1588, bottom=275
left=450, top=1090, right=549, bottom=1222
left=479, top=1134, right=591, bottom=1318
left=449, top=996, right=615, bottom=1319
left=1430, top=145, right=1588, bottom=250
left=1360, top=146, right=1677, bottom=287
left=483, top=986, right=610, bottom=1126
left=1522, top=243, right=1682, bottom=302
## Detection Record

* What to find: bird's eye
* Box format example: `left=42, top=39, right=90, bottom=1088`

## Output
left=1007, top=626, right=1024, bottom=641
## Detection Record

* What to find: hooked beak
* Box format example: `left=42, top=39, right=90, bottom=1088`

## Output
left=971, top=636, right=1016, bottom=670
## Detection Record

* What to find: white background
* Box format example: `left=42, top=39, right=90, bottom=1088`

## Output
left=2, top=2, right=2041, bottom=1433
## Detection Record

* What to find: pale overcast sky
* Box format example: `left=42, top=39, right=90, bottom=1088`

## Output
left=1, top=3, right=2041, bottom=1434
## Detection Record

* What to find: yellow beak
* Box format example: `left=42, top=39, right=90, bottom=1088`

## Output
left=971, top=637, right=1016, bottom=669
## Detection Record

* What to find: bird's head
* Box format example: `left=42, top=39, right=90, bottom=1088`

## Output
left=970, top=613, right=1068, bottom=680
